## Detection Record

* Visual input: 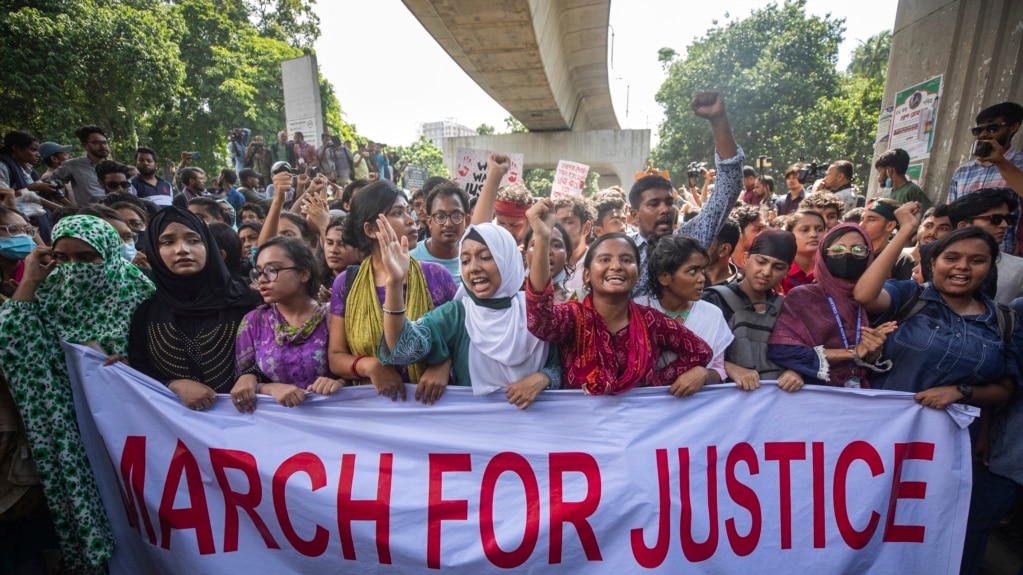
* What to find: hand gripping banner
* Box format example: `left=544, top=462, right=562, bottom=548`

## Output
left=63, top=344, right=975, bottom=574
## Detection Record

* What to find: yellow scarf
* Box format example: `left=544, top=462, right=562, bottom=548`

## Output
left=344, top=256, right=433, bottom=383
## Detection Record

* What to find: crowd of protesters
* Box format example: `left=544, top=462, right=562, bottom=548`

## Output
left=0, top=94, right=1021, bottom=574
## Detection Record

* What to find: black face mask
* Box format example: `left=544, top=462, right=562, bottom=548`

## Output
left=825, top=254, right=869, bottom=280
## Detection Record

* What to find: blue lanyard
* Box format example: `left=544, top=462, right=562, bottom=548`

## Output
left=825, top=294, right=862, bottom=350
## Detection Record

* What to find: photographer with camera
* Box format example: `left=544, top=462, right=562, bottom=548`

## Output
left=227, top=127, right=250, bottom=174
left=244, top=134, right=272, bottom=184
left=948, top=101, right=1023, bottom=254
left=292, top=132, right=316, bottom=169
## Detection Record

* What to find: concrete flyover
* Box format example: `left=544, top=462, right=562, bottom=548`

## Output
left=402, top=0, right=649, bottom=186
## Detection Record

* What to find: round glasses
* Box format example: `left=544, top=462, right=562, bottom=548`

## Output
left=0, top=224, right=38, bottom=237
left=250, top=265, right=298, bottom=283
left=825, top=244, right=869, bottom=259
left=430, top=211, right=465, bottom=225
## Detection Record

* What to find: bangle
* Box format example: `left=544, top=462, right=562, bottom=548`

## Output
left=382, top=306, right=406, bottom=315
left=351, top=355, right=367, bottom=379
left=848, top=346, right=861, bottom=362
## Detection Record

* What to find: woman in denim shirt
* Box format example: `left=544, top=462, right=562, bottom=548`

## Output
left=854, top=216, right=1018, bottom=408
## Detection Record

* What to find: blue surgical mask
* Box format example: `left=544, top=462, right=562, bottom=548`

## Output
left=120, top=242, right=137, bottom=263
left=883, top=177, right=892, bottom=189
left=553, top=270, right=567, bottom=285
left=249, top=245, right=258, bottom=266
left=0, top=235, right=35, bottom=260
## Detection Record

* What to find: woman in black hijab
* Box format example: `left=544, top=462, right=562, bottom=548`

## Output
left=128, top=207, right=261, bottom=410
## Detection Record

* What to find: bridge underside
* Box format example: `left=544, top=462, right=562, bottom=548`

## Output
left=403, top=0, right=619, bottom=132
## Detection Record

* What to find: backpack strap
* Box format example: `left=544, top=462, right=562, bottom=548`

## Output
left=994, top=302, right=1015, bottom=349
left=707, top=284, right=784, bottom=317
left=343, top=264, right=360, bottom=307
left=894, top=283, right=927, bottom=324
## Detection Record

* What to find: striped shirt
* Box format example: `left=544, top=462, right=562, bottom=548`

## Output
left=948, top=147, right=1023, bottom=254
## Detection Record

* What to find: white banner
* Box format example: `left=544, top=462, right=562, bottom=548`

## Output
left=63, top=344, right=974, bottom=574
left=550, top=160, right=589, bottom=199
left=454, top=147, right=523, bottom=196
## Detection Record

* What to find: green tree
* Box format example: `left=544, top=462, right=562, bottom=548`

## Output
left=848, top=30, right=891, bottom=80
left=653, top=1, right=844, bottom=185
left=476, top=123, right=496, bottom=135
left=503, top=115, right=528, bottom=134
left=392, top=136, right=449, bottom=179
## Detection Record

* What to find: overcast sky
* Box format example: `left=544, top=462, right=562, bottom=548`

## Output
left=314, top=1, right=898, bottom=146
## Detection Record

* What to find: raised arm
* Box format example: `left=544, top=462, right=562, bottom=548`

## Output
left=526, top=199, right=555, bottom=292
left=376, top=214, right=411, bottom=352
left=471, top=153, right=510, bottom=225
left=854, top=202, right=921, bottom=313
left=257, top=171, right=292, bottom=247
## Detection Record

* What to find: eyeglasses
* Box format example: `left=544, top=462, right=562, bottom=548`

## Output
left=0, top=224, right=37, bottom=237
left=249, top=265, right=298, bottom=283
left=87, top=139, right=110, bottom=147
left=119, top=231, right=138, bottom=243
left=971, top=213, right=1016, bottom=226
left=970, top=122, right=1010, bottom=136
left=825, top=244, right=869, bottom=258
left=104, top=181, right=132, bottom=190
left=125, top=219, right=146, bottom=229
left=430, top=211, right=465, bottom=225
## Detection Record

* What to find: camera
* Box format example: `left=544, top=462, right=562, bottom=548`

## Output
left=228, top=129, right=245, bottom=143
left=971, top=140, right=993, bottom=158
left=43, top=178, right=65, bottom=199
left=253, top=142, right=264, bottom=149
left=687, top=161, right=707, bottom=179
left=187, top=151, right=201, bottom=161
left=798, top=160, right=828, bottom=185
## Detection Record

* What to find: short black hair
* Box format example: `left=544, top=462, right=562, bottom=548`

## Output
left=135, top=147, right=157, bottom=162
left=209, top=222, right=244, bottom=278
left=255, top=236, right=320, bottom=298
left=220, top=168, right=237, bottom=185
left=648, top=235, right=709, bottom=299
left=180, top=167, right=203, bottom=187
left=715, top=218, right=740, bottom=250
left=74, top=125, right=106, bottom=143
left=628, top=175, right=672, bottom=210
left=425, top=182, right=470, bottom=215
left=238, top=202, right=266, bottom=220
left=874, top=148, right=910, bottom=175
left=977, top=102, right=1023, bottom=126
left=342, top=179, right=369, bottom=209
left=99, top=192, right=159, bottom=219
left=342, top=180, right=404, bottom=252
left=947, top=187, right=1016, bottom=227
left=187, top=196, right=223, bottom=221
left=831, top=160, right=854, bottom=181
left=422, top=176, right=452, bottom=197
left=743, top=166, right=756, bottom=178
left=95, top=160, right=131, bottom=181
left=928, top=227, right=1001, bottom=291
left=756, top=175, right=775, bottom=193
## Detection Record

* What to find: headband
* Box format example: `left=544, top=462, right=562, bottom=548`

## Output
left=867, top=200, right=897, bottom=222
left=494, top=200, right=531, bottom=219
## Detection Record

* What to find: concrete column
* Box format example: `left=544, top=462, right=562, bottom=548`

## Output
left=873, top=0, right=1023, bottom=201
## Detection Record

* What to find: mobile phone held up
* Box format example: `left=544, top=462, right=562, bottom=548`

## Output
left=971, top=140, right=993, bottom=158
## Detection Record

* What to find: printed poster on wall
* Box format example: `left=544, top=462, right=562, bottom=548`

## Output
left=889, top=75, right=942, bottom=160
left=455, top=148, right=523, bottom=197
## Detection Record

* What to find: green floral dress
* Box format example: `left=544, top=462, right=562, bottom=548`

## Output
left=0, top=216, right=154, bottom=572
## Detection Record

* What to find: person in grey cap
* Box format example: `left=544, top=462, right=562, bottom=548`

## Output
left=38, top=141, right=74, bottom=204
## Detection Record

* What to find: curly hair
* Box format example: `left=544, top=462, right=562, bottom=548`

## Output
left=799, top=192, right=845, bottom=216
left=496, top=182, right=534, bottom=206
left=553, top=194, right=596, bottom=224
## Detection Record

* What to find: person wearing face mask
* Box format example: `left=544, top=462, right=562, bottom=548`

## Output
left=0, top=207, right=37, bottom=298
left=874, top=148, right=932, bottom=212
left=767, top=223, right=897, bottom=388
left=0, top=215, right=155, bottom=573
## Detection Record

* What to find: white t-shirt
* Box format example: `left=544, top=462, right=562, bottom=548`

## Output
left=633, top=297, right=733, bottom=381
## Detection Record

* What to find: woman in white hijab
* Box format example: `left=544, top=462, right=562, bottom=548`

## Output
left=376, top=215, right=560, bottom=408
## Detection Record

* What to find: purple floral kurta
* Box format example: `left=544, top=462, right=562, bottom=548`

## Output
left=236, top=303, right=332, bottom=388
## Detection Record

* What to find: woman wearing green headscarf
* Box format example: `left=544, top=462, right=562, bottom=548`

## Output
left=0, top=215, right=154, bottom=573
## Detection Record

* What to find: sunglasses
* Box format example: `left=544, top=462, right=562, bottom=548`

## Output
left=105, top=181, right=132, bottom=190
left=971, top=213, right=1017, bottom=226
left=970, top=122, right=1010, bottom=136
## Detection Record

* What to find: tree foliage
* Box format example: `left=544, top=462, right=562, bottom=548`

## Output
left=392, top=136, right=449, bottom=179
left=476, top=123, right=495, bottom=135
left=0, top=0, right=351, bottom=175
left=653, top=1, right=875, bottom=185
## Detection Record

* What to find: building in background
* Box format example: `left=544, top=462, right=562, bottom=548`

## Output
left=417, top=118, right=476, bottom=147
